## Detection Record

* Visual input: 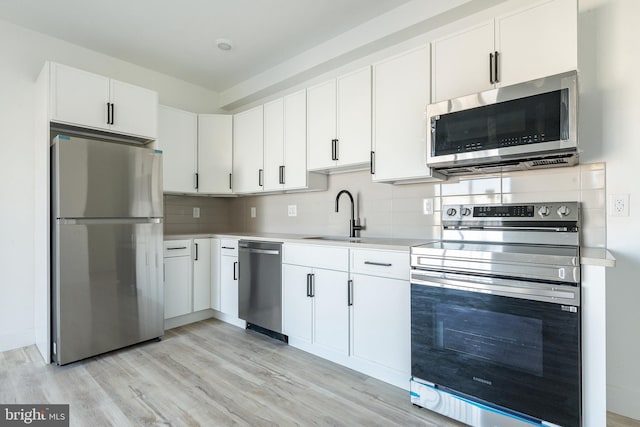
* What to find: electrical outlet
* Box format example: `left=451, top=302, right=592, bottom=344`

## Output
left=609, top=194, right=629, bottom=217
left=288, top=205, right=297, bottom=217
left=250, top=207, right=256, bottom=218
left=423, top=198, right=434, bottom=215
left=193, top=207, right=200, bottom=218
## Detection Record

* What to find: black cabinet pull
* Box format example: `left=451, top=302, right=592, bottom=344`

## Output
left=106, top=102, right=111, bottom=125
left=110, top=103, right=115, bottom=125
left=310, top=273, right=315, bottom=297
left=194, top=243, right=199, bottom=261
left=195, top=173, right=199, bottom=190
left=233, top=261, right=238, bottom=281
left=348, top=279, right=353, bottom=306
left=489, top=53, right=494, bottom=84
left=167, top=246, right=187, bottom=250
left=258, top=169, right=263, bottom=187
left=364, top=261, right=392, bottom=267
left=494, top=51, right=500, bottom=83
left=229, top=173, right=232, bottom=190
left=279, top=165, right=285, bottom=185
left=221, top=246, right=235, bottom=250
left=370, top=151, right=375, bottom=175
left=331, top=139, right=336, bottom=161
left=334, top=139, right=339, bottom=161
left=306, top=273, right=311, bottom=297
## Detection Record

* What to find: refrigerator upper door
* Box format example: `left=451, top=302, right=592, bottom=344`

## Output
left=52, top=136, right=162, bottom=218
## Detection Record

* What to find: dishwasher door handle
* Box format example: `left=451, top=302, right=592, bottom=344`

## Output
left=240, top=248, right=280, bottom=255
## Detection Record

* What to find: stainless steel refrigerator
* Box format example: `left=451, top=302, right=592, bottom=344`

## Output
left=51, top=135, right=164, bottom=365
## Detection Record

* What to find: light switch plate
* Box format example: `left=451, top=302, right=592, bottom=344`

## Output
left=250, top=207, right=256, bottom=218
left=193, top=207, right=200, bottom=218
left=288, top=205, right=297, bottom=217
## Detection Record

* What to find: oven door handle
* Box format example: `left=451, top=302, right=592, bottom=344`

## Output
left=411, top=270, right=580, bottom=306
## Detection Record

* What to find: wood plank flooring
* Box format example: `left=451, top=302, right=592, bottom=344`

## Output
left=0, top=319, right=460, bottom=426
left=1, top=318, right=638, bottom=426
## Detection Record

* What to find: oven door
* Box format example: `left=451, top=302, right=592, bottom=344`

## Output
left=411, top=271, right=580, bottom=427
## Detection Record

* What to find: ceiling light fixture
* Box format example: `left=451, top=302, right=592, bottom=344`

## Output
left=216, top=38, right=233, bottom=51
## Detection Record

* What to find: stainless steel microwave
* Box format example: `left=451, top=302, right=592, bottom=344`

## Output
left=426, top=71, right=578, bottom=176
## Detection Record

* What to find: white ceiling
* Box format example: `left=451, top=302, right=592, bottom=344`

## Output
left=0, top=0, right=415, bottom=92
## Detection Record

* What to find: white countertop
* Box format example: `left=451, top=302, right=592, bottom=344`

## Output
left=165, top=232, right=616, bottom=267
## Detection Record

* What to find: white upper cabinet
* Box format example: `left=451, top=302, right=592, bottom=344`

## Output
left=233, top=105, right=264, bottom=194
left=307, top=67, right=371, bottom=171
left=431, top=0, right=577, bottom=102
left=372, top=45, right=442, bottom=183
left=198, top=114, right=233, bottom=194
left=495, top=0, right=577, bottom=88
left=263, top=90, right=327, bottom=193
left=158, top=105, right=198, bottom=193
left=49, top=62, right=158, bottom=139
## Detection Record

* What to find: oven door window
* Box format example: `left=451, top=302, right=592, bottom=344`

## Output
left=411, top=283, right=580, bottom=427
left=432, top=89, right=567, bottom=156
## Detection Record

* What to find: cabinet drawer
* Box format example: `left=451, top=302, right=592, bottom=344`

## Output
left=350, top=249, right=408, bottom=280
left=220, top=238, right=239, bottom=256
left=283, top=243, right=349, bottom=271
left=163, top=240, right=192, bottom=257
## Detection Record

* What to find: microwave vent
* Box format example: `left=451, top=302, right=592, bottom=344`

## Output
left=528, top=158, right=571, bottom=167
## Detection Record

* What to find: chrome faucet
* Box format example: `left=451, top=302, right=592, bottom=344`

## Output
left=335, top=190, right=364, bottom=238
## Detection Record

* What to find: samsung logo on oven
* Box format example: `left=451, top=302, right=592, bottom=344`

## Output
left=473, top=376, right=493, bottom=386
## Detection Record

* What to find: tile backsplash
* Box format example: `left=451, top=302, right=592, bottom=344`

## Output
left=164, top=162, right=606, bottom=247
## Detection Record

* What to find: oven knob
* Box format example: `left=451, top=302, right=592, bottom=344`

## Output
left=446, top=208, right=457, bottom=217
left=557, top=205, right=572, bottom=217
left=538, top=206, right=550, bottom=217
left=461, top=208, right=472, bottom=216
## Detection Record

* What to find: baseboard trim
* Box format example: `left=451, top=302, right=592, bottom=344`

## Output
left=608, top=384, right=640, bottom=421
left=0, top=329, right=35, bottom=353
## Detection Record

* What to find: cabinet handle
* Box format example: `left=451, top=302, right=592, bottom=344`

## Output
left=258, top=169, right=263, bottom=187
left=370, top=151, right=375, bottom=175
left=306, top=273, right=311, bottom=297
left=167, top=246, right=187, bottom=250
left=106, top=102, right=111, bottom=125
left=194, top=173, right=199, bottom=190
left=310, top=273, right=315, bottom=297
left=334, top=139, right=339, bottom=161
left=348, top=279, right=353, bottom=306
left=279, top=165, right=285, bottom=185
left=110, top=103, right=115, bottom=125
left=331, top=139, right=336, bottom=161
left=233, top=261, right=238, bottom=281
left=494, top=51, right=500, bottom=83
left=229, top=173, right=232, bottom=190
left=194, top=243, right=198, bottom=261
left=489, top=53, right=494, bottom=84
left=364, top=261, right=392, bottom=267
left=221, top=246, right=235, bottom=250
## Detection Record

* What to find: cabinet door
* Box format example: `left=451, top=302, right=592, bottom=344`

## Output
left=431, top=21, right=494, bottom=102
left=164, top=256, right=192, bottom=319
left=109, top=79, right=158, bottom=139
left=307, top=80, right=337, bottom=170
left=373, top=46, right=433, bottom=182
left=50, top=62, right=110, bottom=131
left=233, top=105, right=264, bottom=193
left=313, top=268, right=349, bottom=355
left=263, top=98, right=285, bottom=192
left=283, top=90, right=308, bottom=190
left=336, top=67, right=372, bottom=167
left=158, top=106, right=198, bottom=193
left=496, top=0, right=577, bottom=87
left=351, top=274, right=410, bottom=374
left=282, top=264, right=313, bottom=344
left=198, top=114, right=233, bottom=194
left=210, top=239, right=221, bottom=311
left=193, top=239, right=211, bottom=312
left=220, top=255, right=239, bottom=317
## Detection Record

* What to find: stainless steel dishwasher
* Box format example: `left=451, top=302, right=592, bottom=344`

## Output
left=238, top=240, right=285, bottom=339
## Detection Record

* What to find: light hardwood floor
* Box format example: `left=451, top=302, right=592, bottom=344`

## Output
left=1, top=319, right=460, bottom=426
left=1, top=318, right=638, bottom=426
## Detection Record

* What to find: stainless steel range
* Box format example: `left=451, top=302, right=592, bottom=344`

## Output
left=410, top=202, right=581, bottom=427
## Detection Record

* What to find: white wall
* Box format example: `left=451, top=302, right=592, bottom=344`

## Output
left=0, top=17, right=219, bottom=353
left=578, top=0, right=640, bottom=419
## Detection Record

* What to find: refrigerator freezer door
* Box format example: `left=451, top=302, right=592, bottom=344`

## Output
left=51, top=136, right=162, bottom=219
left=52, top=221, right=163, bottom=365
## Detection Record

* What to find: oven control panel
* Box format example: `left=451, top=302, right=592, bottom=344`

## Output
left=442, top=202, right=579, bottom=222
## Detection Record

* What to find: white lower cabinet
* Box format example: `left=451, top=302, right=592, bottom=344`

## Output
left=282, top=264, right=349, bottom=356
left=219, top=239, right=239, bottom=317
left=193, top=238, right=212, bottom=312
left=163, top=240, right=193, bottom=319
